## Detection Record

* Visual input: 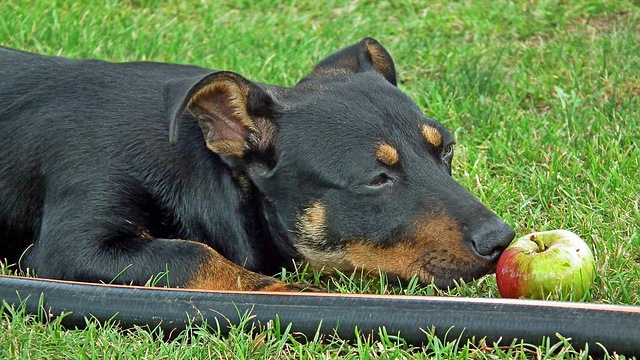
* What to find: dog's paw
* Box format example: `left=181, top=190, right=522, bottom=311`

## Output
left=262, top=281, right=325, bottom=293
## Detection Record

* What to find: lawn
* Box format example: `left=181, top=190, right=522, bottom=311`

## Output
left=1, top=0, right=639, bottom=358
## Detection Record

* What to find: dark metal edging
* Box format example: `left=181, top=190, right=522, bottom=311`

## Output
left=0, top=275, right=638, bottom=355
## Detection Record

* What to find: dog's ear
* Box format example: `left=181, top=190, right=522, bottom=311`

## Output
left=167, top=71, right=277, bottom=161
left=300, top=37, right=397, bottom=86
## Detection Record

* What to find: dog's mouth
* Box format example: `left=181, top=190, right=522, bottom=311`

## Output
left=346, top=256, right=496, bottom=289
left=294, top=201, right=507, bottom=289
left=294, top=240, right=498, bottom=290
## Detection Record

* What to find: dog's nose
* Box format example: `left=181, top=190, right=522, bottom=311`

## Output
left=470, top=219, right=515, bottom=262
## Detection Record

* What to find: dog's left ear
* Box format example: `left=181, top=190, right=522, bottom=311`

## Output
left=167, top=71, right=277, bottom=162
left=301, top=37, right=397, bottom=86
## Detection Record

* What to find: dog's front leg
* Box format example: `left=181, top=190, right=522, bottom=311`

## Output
left=25, top=206, right=317, bottom=292
left=183, top=241, right=319, bottom=292
left=28, top=235, right=318, bottom=292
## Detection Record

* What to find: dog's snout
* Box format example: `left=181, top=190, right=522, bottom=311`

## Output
left=470, top=219, right=515, bottom=262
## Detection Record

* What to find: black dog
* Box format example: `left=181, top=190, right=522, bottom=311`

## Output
left=0, top=38, right=514, bottom=291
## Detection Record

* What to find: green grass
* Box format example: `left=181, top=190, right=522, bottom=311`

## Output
left=1, top=0, right=639, bottom=358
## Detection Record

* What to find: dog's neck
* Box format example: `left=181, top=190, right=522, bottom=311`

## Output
left=260, top=195, right=302, bottom=266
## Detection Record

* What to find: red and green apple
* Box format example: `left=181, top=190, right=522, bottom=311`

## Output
left=496, top=230, right=596, bottom=299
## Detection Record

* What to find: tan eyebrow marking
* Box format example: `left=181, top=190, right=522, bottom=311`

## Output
left=421, top=124, right=443, bottom=147
left=375, top=143, right=399, bottom=166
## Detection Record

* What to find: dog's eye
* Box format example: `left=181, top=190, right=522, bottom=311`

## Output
left=367, top=172, right=394, bottom=188
left=442, top=143, right=454, bottom=163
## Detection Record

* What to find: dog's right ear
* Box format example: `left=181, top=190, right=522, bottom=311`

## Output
left=166, top=72, right=278, bottom=161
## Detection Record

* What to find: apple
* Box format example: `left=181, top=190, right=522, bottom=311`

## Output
left=496, top=230, right=595, bottom=299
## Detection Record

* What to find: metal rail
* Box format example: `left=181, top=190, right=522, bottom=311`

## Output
left=1, top=275, right=638, bottom=355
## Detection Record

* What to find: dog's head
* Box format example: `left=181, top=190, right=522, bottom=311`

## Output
left=168, top=38, right=514, bottom=288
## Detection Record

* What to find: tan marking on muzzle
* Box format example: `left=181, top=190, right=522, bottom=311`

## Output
left=343, top=216, right=480, bottom=285
left=295, top=202, right=350, bottom=270
left=297, top=202, right=326, bottom=242
left=421, top=124, right=443, bottom=148
left=375, top=143, right=399, bottom=166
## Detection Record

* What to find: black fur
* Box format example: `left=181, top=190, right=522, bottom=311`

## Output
left=0, top=39, right=514, bottom=289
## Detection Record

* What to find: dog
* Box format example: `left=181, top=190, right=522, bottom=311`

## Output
left=0, top=38, right=514, bottom=292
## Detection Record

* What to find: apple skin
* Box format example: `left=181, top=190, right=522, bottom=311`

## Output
left=496, top=230, right=595, bottom=299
